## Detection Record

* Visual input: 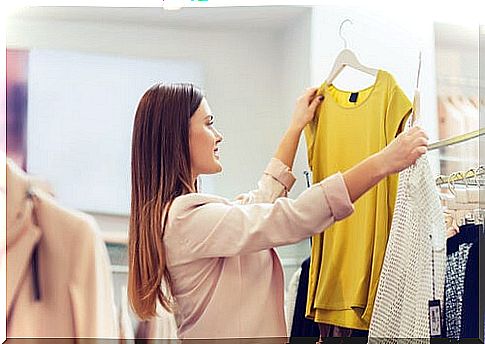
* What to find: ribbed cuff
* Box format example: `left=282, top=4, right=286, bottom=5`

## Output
left=319, top=172, right=354, bottom=221
left=264, top=158, right=297, bottom=191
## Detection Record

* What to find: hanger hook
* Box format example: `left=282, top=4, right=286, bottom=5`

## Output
left=463, top=170, right=471, bottom=189
left=463, top=168, right=476, bottom=189
left=436, top=175, right=445, bottom=186
left=416, top=51, right=422, bottom=88
left=473, top=166, right=481, bottom=188
left=448, top=172, right=457, bottom=196
left=339, top=19, right=353, bottom=49
left=475, top=165, right=485, bottom=187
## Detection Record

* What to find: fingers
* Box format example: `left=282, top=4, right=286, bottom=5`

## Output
left=411, top=145, right=427, bottom=162
left=412, top=136, right=428, bottom=149
left=416, top=146, right=427, bottom=154
left=413, top=145, right=427, bottom=156
left=302, top=87, right=319, bottom=104
left=407, top=133, right=428, bottom=165
left=305, top=87, right=318, bottom=96
left=394, top=127, right=429, bottom=170
left=410, top=126, right=428, bottom=154
left=406, top=126, right=429, bottom=140
left=308, top=95, right=324, bottom=112
left=403, top=127, right=429, bottom=159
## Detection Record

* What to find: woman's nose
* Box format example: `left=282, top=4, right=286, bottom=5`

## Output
left=214, top=128, right=223, bottom=143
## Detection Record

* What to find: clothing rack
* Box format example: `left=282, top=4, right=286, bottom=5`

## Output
left=436, top=166, right=485, bottom=186
left=428, top=128, right=485, bottom=151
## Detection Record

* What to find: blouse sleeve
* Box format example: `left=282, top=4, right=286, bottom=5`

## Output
left=303, top=86, right=325, bottom=171
left=164, top=172, right=354, bottom=266
left=234, top=158, right=296, bottom=205
left=385, top=79, right=412, bottom=143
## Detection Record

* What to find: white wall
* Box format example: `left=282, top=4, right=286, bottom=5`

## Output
left=27, top=49, right=203, bottom=214
left=280, top=9, right=312, bottom=198
left=7, top=16, right=291, bottom=204
left=276, top=9, right=313, bottom=284
left=7, top=10, right=313, bottom=290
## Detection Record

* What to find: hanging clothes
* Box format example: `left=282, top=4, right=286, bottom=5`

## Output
left=460, top=231, right=479, bottom=339
left=289, top=257, right=320, bottom=339
left=444, top=226, right=474, bottom=338
left=304, top=70, right=412, bottom=330
left=285, top=266, right=301, bottom=335
left=6, top=159, right=119, bottom=338
left=444, top=224, right=480, bottom=339
left=368, top=156, right=446, bottom=338
left=136, top=320, right=152, bottom=340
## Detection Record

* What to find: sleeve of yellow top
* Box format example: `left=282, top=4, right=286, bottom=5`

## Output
left=385, top=84, right=413, bottom=143
left=304, top=89, right=324, bottom=172
left=303, top=118, right=316, bottom=172
left=386, top=83, right=413, bottom=227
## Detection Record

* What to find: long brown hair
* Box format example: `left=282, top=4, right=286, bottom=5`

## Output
left=128, top=83, right=203, bottom=320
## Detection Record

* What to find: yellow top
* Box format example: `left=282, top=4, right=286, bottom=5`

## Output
left=304, top=70, right=411, bottom=330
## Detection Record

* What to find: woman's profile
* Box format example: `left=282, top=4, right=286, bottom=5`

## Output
left=128, top=83, right=428, bottom=339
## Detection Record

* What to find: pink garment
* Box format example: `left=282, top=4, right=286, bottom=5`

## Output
left=163, top=158, right=355, bottom=339
left=6, top=160, right=119, bottom=338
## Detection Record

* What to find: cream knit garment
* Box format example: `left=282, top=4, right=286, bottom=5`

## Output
left=369, top=155, right=446, bottom=339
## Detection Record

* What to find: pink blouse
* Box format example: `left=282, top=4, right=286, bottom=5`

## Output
left=164, top=158, right=354, bottom=339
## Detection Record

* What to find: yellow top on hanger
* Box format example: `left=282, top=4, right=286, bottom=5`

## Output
left=304, top=70, right=412, bottom=330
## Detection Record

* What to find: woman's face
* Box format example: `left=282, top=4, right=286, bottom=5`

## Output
left=189, top=98, right=223, bottom=178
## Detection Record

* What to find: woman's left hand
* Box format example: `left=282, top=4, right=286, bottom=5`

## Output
left=290, top=87, right=324, bottom=131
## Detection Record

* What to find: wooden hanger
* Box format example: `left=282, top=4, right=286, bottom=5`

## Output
left=410, top=52, right=422, bottom=126
left=325, top=19, right=378, bottom=86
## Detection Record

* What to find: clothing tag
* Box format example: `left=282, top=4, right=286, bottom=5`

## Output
left=303, top=170, right=312, bottom=188
left=428, top=299, right=442, bottom=337
left=349, top=92, right=359, bottom=103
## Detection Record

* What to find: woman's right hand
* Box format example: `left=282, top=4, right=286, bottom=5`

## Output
left=289, top=87, right=323, bottom=132
left=379, top=126, right=429, bottom=175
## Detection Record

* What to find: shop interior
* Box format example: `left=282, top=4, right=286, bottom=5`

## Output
left=4, top=4, right=483, bottom=341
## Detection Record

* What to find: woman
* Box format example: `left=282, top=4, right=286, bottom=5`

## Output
left=128, top=83, right=428, bottom=340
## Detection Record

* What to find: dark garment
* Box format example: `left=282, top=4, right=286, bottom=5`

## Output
left=136, top=320, right=151, bottom=339
left=290, top=257, right=320, bottom=339
left=444, top=224, right=480, bottom=339
left=461, top=237, right=479, bottom=338
left=290, top=255, right=368, bottom=340
left=445, top=241, right=472, bottom=338
left=447, top=224, right=479, bottom=253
